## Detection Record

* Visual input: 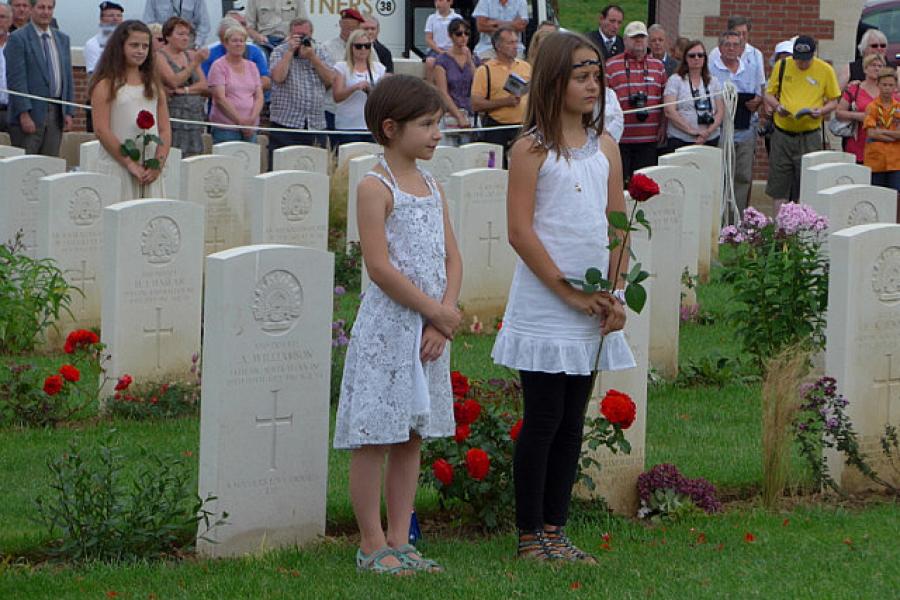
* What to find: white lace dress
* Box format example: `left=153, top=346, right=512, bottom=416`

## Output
left=492, top=130, right=631, bottom=375
left=333, top=160, right=455, bottom=449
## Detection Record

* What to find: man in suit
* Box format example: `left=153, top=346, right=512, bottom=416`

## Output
left=587, top=4, right=624, bottom=62
left=649, top=24, right=677, bottom=76
left=4, top=0, right=74, bottom=156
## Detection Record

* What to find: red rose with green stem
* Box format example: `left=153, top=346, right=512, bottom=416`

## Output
left=120, top=110, right=163, bottom=198
left=465, top=448, right=490, bottom=480
left=433, top=459, right=454, bottom=486
left=600, top=388, right=636, bottom=429
left=59, top=364, right=80, bottom=383
left=43, top=375, right=63, bottom=396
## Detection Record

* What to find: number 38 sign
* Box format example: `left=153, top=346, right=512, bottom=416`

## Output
left=375, top=0, right=395, bottom=16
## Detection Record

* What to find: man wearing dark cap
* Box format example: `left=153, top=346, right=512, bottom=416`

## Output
left=84, top=2, right=124, bottom=75
left=763, top=35, right=840, bottom=205
left=323, top=8, right=363, bottom=133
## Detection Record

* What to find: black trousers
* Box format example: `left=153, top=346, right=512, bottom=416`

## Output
left=514, top=370, right=593, bottom=531
left=620, top=141, right=658, bottom=181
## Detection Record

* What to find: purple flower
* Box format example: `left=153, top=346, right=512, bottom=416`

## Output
left=797, top=422, right=809, bottom=431
left=775, top=203, right=828, bottom=236
left=742, top=207, right=771, bottom=230
left=826, top=417, right=840, bottom=430
left=334, top=285, right=346, bottom=296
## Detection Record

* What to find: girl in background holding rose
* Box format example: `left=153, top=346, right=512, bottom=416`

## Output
left=491, top=32, right=626, bottom=562
left=90, top=20, right=170, bottom=200
left=333, top=75, right=462, bottom=575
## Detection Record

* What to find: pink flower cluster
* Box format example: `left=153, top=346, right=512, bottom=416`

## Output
left=775, top=203, right=828, bottom=236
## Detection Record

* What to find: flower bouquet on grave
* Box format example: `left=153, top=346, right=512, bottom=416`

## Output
left=566, top=173, right=656, bottom=371
left=120, top=110, right=162, bottom=198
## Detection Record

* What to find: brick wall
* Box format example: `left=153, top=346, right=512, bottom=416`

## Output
left=72, top=67, right=88, bottom=132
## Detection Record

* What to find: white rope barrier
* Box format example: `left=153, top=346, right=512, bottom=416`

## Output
left=720, top=81, right=741, bottom=226
left=0, top=87, right=727, bottom=136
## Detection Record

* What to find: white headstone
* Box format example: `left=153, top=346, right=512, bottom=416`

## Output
left=101, top=199, right=204, bottom=390
left=197, top=244, right=334, bottom=557
left=79, top=140, right=101, bottom=173
left=345, top=154, right=379, bottom=246
left=419, top=146, right=464, bottom=186
left=0, top=155, right=66, bottom=255
left=272, top=145, right=330, bottom=175
left=657, top=152, right=713, bottom=283
left=632, top=167, right=684, bottom=379
left=459, top=142, right=503, bottom=170
left=162, top=147, right=182, bottom=200
left=447, top=168, right=515, bottom=320
left=674, top=145, right=723, bottom=260
left=800, top=162, right=871, bottom=205
left=337, top=141, right=382, bottom=168
left=801, top=150, right=855, bottom=173
left=213, top=142, right=262, bottom=244
left=811, top=184, right=897, bottom=257
left=36, top=172, right=119, bottom=346
left=576, top=232, right=651, bottom=514
left=0, top=145, right=24, bottom=159
left=825, top=223, right=900, bottom=491
left=180, top=155, right=245, bottom=255
left=249, top=171, right=330, bottom=250
left=638, top=163, right=701, bottom=304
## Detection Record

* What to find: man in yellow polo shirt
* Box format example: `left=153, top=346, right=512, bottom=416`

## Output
left=471, top=26, right=531, bottom=158
left=763, top=35, right=840, bottom=205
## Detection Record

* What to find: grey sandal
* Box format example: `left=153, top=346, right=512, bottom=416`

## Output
left=356, top=547, right=414, bottom=575
left=395, top=543, right=444, bottom=572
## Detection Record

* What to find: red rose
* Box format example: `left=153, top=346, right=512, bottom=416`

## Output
left=64, top=329, right=99, bottom=353
left=450, top=371, right=470, bottom=398
left=465, top=447, right=490, bottom=480
left=600, top=389, right=636, bottom=429
left=114, top=374, right=133, bottom=391
left=627, top=173, right=660, bottom=202
left=43, top=374, right=63, bottom=396
left=455, top=424, right=470, bottom=443
left=433, top=458, right=454, bottom=486
left=136, top=110, right=155, bottom=130
left=59, top=364, right=80, bottom=383
left=510, top=418, right=523, bottom=441
left=496, top=320, right=503, bottom=331
left=454, top=398, right=482, bottom=426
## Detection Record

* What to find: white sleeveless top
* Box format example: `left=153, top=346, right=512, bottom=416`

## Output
left=492, top=130, right=611, bottom=375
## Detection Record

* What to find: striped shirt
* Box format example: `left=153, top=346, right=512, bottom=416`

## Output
left=606, top=53, right=666, bottom=144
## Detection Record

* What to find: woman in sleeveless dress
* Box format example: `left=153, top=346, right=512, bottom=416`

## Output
left=157, top=16, right=207, bottom=157
left=90, top=20, right=170, bottom=201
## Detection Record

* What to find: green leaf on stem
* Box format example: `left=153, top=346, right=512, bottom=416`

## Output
left=585, top=267, right=603, bottom=285
left=608, top=238, right=622, bottom=251
left=624, top=283, right=647, bottom=313
left=635, top=210, right=652, bottom=238
left=143, top=158, right=160, bottom=170
left=128, top=148, right=140, bottom=162
left=608, top=211, right=629, bottom=230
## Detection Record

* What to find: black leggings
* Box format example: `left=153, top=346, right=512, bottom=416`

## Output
left=514, top=370, right=593, bottom=531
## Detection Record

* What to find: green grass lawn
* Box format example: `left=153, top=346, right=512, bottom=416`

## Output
left=558, top=0, right=648, bottom=35
left=2, top=266, right=898, bottom=598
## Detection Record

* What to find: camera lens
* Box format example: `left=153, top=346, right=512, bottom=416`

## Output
left=636, top=110, right=649, bottom=122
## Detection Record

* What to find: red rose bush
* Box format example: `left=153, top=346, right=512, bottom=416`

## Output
left=421, top=371, right=521, bottom=529
left=577, top=389, right=638, bottom=493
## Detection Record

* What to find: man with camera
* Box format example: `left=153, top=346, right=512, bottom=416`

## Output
left=606, top=21, right=667, bottom=180
left=268, top=17, right=334, bottom=153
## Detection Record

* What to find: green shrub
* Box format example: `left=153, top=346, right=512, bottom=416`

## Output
left=33, top=433, right=224, bottom=562
left=0, top=233, right=74, bottom=354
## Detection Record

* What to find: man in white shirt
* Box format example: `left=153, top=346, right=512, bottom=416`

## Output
left=83, top=2, right=124, bottom=75
left=708, top=16, right=765, bottom=90
left=0, top=3, right=10, bottom=133
left=472, top=0, right=528, bottom=59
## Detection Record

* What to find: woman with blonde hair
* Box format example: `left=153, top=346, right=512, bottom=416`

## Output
left=206, top=25, right=264, bottom=143
left=332, top=29, right=388, bottom=142
left=835, top=52, right=887, bottom=163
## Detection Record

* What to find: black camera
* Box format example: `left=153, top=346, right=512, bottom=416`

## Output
left=294, top=35, right=313, bottom=56
left=629, top=91, right=647, bottom=109
left=693, top=94, right=713, bottom=125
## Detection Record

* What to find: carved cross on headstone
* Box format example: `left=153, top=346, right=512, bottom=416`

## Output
left=142, top=306, right=174, bottom=369
left=255, top=389, right=293, bottom=471
left=65, top=259, right=96, bottom=314
left=206, top=225, right=227, bottom=254
left=479, top=220, right=500, bottom=268
left=873, top=353, right=900, bottom=426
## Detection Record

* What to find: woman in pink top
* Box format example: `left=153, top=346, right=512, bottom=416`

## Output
left=835, top=53, right=885, bottom=163
left=207, top=25, right=263, bottom=143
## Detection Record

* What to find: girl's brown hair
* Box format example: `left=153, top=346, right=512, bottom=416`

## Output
left=521, top=32, right=605, bottom=158
left=676, top=40, right=712, bottom=86
left=89, top=20, right=159, bottom=101
left=364, top=75, right=445, bottom=145
left=877, top=67, right=897, bottom=83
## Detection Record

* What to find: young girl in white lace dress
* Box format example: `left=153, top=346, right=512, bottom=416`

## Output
left=491, top=32, right=627, bottom=562
left=333, top=75, right=463, bottom=574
